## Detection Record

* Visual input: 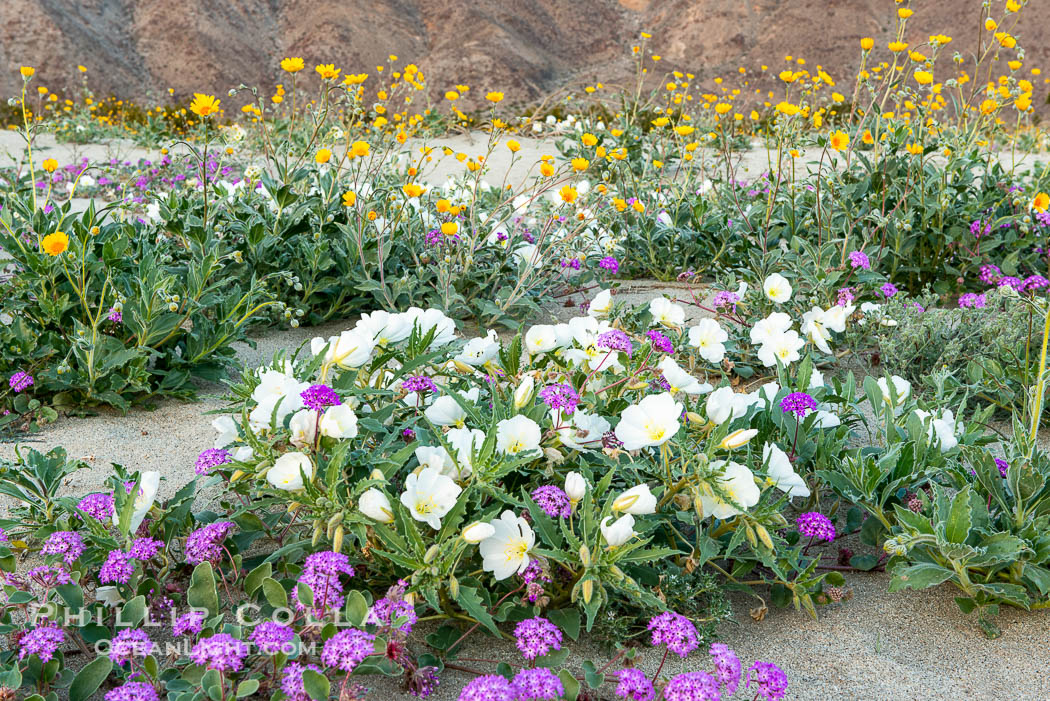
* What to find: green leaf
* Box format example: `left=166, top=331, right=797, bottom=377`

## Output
left=547, top=609, right=581, bottom=641
left=262, top=577, right=288, bottom=609
left=69, top=655, right=112, bottom=701
left=302, top=669, right=331, bottom=701
left=235, top=679, right=260, bottom=698
left=456, top=586, right=501, bottom=637
left=558, top=669, right=581, bottom=701
left=888, top=563, right=955, bottom=592
left=244, top=562, right=272, bottom=595
left=187, top=562, right=219, bottom=617
left=944, top=488, right=972, bottom=545
left=120, top=595, right=147, bottom=627
left=344, top=589, right=368, bottom=627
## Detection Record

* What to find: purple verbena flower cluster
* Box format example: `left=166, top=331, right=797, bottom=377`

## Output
left=531, top=485, right=572, bottom=519
left=18, top=624, right=64, bottom=662
left=190, top=633, right=249, bottom=672
left=958, top=292, right=986, bottom=309
left=77, top=493, right=115, bottom=521
left=711, top=290, right=740, bottom=310
left=995, top=458, right=1009, bottom=477
left=780, top=392, right=817, bottom=418
left=539, top=383, right=580, bottom=414
left=8, top=371, right=33, bottom=393
left=41, top=531, right=84, bottom=565
left=663, top=671, right=721, bottom=701
left=297, top=550, right=356, bottom=614
left=710, top=642, right=742, bottom=694
left=599, top=256, right=620, bottom=274
left=615, top=668, right=656, bottom=701
left=747, top=661, right=789, bottom=700
left=646, top=329, right=674, bottom=354
left=173, top=610, right=206, bottom=637
left=402, top=375, right=438, bottom=394
left=129, top=538, right=164, bottom=560
left=105, top=682, right=159, bottom=701
left=195, top=448, right=232, bottom=475
left=320, top=628, right=375, bottom=673
left=512, top=667, right=564, bottom=700
left=597, top=329, right=633, bottom=355
left=301, top=384, right=341, bottom=411
left=513, top=616, right=563, bottom=661
left=848, top=250, right=871, bottom=270
left=251, top=621, right=294, bottom=655
left=978, top=264, right=1001, bottom=285
left=185, top=522, right=235, bottom=565
left=458, top=675, right=515, bottom=701
left=648, top=611, right=699, bottom=658
left=99, top=550, right=135, bottom=584
left=109, top=629, right=155, bottom=665
left=879, top=282, right=898, bottom=298
left=796, top=512, right=836, bottom=542
left=366, top=580, right=417, bottom=633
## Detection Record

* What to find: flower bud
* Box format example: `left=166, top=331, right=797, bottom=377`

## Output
left=358, top=489, right=394, bottom=523
left=332, top=525, right=344, bottom=553
left=756, top=524, right=774, bottom=550
left=719, top=428, right=758, bottom=450
left=686, top=411, right=705, bottom=425
left=564, top=472, right=587, bottom=502
left=513, top=375, right=535, bottom=409
left=462, top=521, right=496, bottom=543
left=423, top=544, right=440, bottom=564
left=369, top=469, right=386, bottom=481
left=448, top=575, right=459, bottom=599
left=579, top=544, right=591, bottom=567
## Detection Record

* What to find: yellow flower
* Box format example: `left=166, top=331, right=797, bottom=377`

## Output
left=559, top=185, right=578, bottom=203
left=485, top=91, right=504, bottom=103
left=445, top=90, right=459, bottom=101
left=350, top=141, right=370, bottom=158
left=789, top=149, right=800, bottom=158
left=77, top=65, right=87, bottom=73
left=435, top=199, right=451, bottom=213
left=1033, top=192, right=1050, bottom=213
left=402, top=183, right=425, bottom=198
left=20, top=66, right=34, bottom=78
left=888, top=41, right=908, bottom=52
left=675, top=125, right=695, bottom=136
left=571, top=157, right=589, bottom=172
left=539, top=161, right=555, bottom=177
left=914, top=71, right=933, bottom=85
left=775, top=101, right=799, bottom=116
left=652, top=160, right=663, bottom=169
left=506, top=139, right=521, bottom=153
left=651, top=117, right=670, bottom=127
left=905, top=142, right=923, bottom=155
left=862, top=130, right=874, bottom=145
left=979, top=99, right=999, bottom=115
left=440, top=221, right=459, bottom=236
left=42, top=158, right=58, bottom=173
left=829, top=130, right=849, bottom=151
left=1006, top=0, right=1020, bottom=11
left=581, top=133, right=598, bottom=147
left=715, top=103, right=731, bottom=115
left=315, top=64, right=340, bottom=80
left=281, top=57, right=305, bottom=73
left=632, top=201, right=645, bottom=213
left=897, top=8, right=913, bottom=19
left=189, top=93, right=220, bottom=117
left=860, top=38, right=874, bottom=51
left=342, top=191, right=357, bottom=207
left=41, top=231, right=69, bottom=256
left=315, top=148, right=332, bottom=164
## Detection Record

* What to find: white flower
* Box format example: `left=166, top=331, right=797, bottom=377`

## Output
left=763, top=273, right=792, bottom=304
left=415, top=445, right=455, bottom=474
left=719, top=428, right=758, bottom=450
left=403, top=307, right=458, bottom=347
left=762, top=443, right=810, bottom=497
left=232, top=446, right=254, bottom=461
left=212, top=415, right=238, bottom=448
left=455, top=330, right=500, bottom=367
left=249, top=393, right=303, bottom=434
left=706, top=386, right=748, bottom=425
left=876, top=376, right=912, bottom=405
left=289, top=409, right=318, bottom=449
left=496, top=415, right=542, bottom=455
left=446, top=427, right=486, bottom=479
left=118, top=471, right=160, bottom=533
left=565, top=472, right=587, bottom=502
left=601, top=514, right=637, bottom=547
left=462, top=521, right=496, bottom=543
left=553, top=410, right=610, bottom=451
left=513, top=376, right=535, bottom=409
left=612, top=484, right=657, bottom=514
left=399, top=466, right=462, bottom=529
left=356, top=310, right=413, bottom=347
left=311, top=329, right=375, bottom=369
left=320, top=404, right=358, bottom=439
left=424, top=388, right=480, bottom=427
left=479, top=510, right=535, bottom=580
left=588, top=289, right=612, bottom=317
left=756, top=330, right=805, bottom=367
left=514, top=243, right=541, bottom=267
left=649, top=296, right=686, bottom=327
left=267, top=452, right=313, bottom=491
left=914, top=409, right=959, bottom=452
left=614, top=393, right=682, bottom=450
left=95, top=586, right=123, bottom=607
left=823, top=304, right=853, bottom=333
left=253, top=368, right=310, bottom=404
left=801, top=307, right=832, bottom=354
left=358, top=489, right=394, bottom=523
left=812, top=410, right=841, bottom=428
left=688, top=319, right=728, bottom=364
left=525, top=324, right=559, bottom=354
left=658, top=357, right=712, bottom=395
left=700, top=461, right=761, bottom=519
left=749, top=312, right=792, bottom=346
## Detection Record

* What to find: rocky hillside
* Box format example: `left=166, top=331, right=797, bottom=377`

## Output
left=1, top=0, right=1046, bottom=112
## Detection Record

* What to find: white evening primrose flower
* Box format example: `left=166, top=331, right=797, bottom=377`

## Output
left=253, top=368, right=310, bottom=404
left=649, top=296, right=686, bottom=327
left=749, top=312, right=792, bottom=346
left=876, top=376, right=912, bottom=406
left=311, top=329, right=375, bottom=369
left=399, top=466, right=462, bottom=529
left=496, top=415, right=542, bottom=455
left=565, top=472, right=587, bottom=503
left=552, top=410, right=610, bottom=451
left=756, top=330, right=805, bottom=367
left=700, top=461, right=761, bottom=520
left=588, top=289, right=612, bottom=317
left=913, top=409, right=959, bottom=452
left=267, top=452, right=314, bottom=491
left=415, top=445, right=455, bottom=475
left=719, top=428, right=758, bottom=450
left=658, top=356, right=712, bottom=395
left=358, top=488, right=394, bottom=523
left=120, top=471, right=160, bottom=533
left=823, top=304, right=853, bottom=333
left=462, top=521, right=496, bottom=543
left=479, top=510, right=535, bottom=580
left=762, top=442, right=810, bottom=497
left=705, top=386, right=748, bottom=425
left=688, top=318, right=728, bottom=364
left=289, top=409, right=318, bottom=449
left=612, top=484, right=658, bottom=514
left=212, top=415, right=238, bottom=448
left=455, top=330, right=500, bottom=367
left=446, top=427, right=486, bottom=479
left=95, top=586, right=123, bottom=607
left=600, top=514, right=637, bottom=547
left=614, top=392, right=683, bottom=450
left=356, top=310, right=413, bottom=347
left=403, top=307, right=458, bottom=347
left=763, top=273, right=792, bottom=304
left=320, top=404, right=358, bottom=439
left=424, top=388, right=480, bottom=427
left=525, top=324, right=559, bottom=354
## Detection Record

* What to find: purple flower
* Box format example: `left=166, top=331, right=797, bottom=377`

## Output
left=663, top=671, right=721, bottom=700
left=195, top=448, right=232, bottom=475
left=78, top=493, right=115, bottom=521
left=746, top=661, right=789, bottom=700
left=320, top=629, right=375, bottom=673
left=647, top=611, right=699, bottom=658
left=836, top=287, right=855, bottom=306
left=879, top=282, right=898, bottom=298
left=173, top=610, right=206, bottom=637
left=458, top=675, right=516, bottom=701
left=129, top=538, right=164, bottom=561
left=979, top=264, right=1001, bottom=285
left=848, top=251, right=871, bottom=270
left=251, top=621, right=294, bottom=655
left=512, top=667, right=564, bottom=701
left=780, top=392, right=817, bottom=418
left=1024, top=275, right=1050, bottom=292
left=710, top=643, right=741, bottom=694
left=105, top=682, right=160, bottom=701
left=185, top=522, right=234, bottom=565
left=190, top=633, right=249, bottom=672
left=539, top=383, right=580, bottom=414
left=646, top=329, right=674, bottom=354
left=997, top=276, right=1024, bottom=291
left=301, top=384, right=341, bottom=412
left=41, top=531, right=84, bottom=565
left=796, top=512, right=836, bottom=542
left=711, top=290, right=740, bottom=310
left=615, top=668, right=656, bottom=701
left=281, top=662, right=323, bottom=701
left=18, top=624, right=64, bottom=662
left=8, top=372, right=33, bottom=393
left=108, top=307, right=123, bottom=323
left=513, top=616, right=563, bottom=661
left=958, top=292, right=986, bottom=309
left=298, top=551, right=355, bottom=614
left=27, top=565, right=71, bottom=587
left=597, top=329, right=633, bottom=356
left=402, top=375, right=438, bottom=394
left=100, top=550, right=135, bottom=584
left=599, top=256, right=620, bottom=274
left=109, top=629, right=154, bottom=665
left=531, top=485, right=572, bottom=518
left=995, top=458, right=1009, bottom=477
left=366, top=580, right=417, bottom=633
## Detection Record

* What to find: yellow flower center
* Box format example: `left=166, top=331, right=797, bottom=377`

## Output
left=504, top=539, right=528, bottom=562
